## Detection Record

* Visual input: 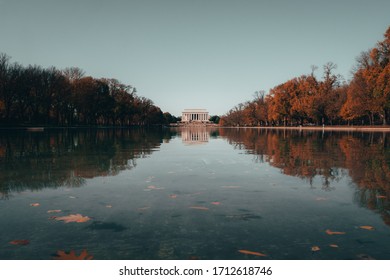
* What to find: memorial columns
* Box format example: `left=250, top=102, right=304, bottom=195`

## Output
left=181, top=109, right=209, bottom=123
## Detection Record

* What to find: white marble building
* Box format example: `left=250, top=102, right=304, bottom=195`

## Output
left=181, top=109, right=209, bottom=122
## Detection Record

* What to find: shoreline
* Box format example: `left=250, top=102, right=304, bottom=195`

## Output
left=220, top=125, right=390, bottom=132
left=1, top=125, right=390, bottom=132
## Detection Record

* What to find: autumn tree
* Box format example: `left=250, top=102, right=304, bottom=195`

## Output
left=342, top=27, right=390, bottom=125
left=268, top=83, right=292, bottom=126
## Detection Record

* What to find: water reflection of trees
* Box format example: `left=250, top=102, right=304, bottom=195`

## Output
left=0, top=128, right=173, bottom=198
left=219, top=128, right=390, bottom=222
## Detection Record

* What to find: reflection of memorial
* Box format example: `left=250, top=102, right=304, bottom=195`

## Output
left=181, top=128, right=209, bottom=145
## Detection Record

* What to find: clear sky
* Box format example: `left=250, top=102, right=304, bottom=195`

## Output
left=0, top=0, right=389, bottom=116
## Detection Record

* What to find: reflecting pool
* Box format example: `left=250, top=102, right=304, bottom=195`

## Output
left=1, top=127, right=390, bottom=259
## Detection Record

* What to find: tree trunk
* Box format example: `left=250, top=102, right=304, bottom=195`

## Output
left=368, top=113, right=373, bottom=126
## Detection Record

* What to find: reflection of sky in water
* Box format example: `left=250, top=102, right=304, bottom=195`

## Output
left=0, top=128, right=390, bottom=260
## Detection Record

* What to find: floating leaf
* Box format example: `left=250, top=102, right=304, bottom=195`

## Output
left=326, top=229, right=346, bottom=235
left=9, top=240, right=30, bottom=246
left=211, top=202, right=221, bottom=205
left=51, top=214, right=91, bottom=223
left=105, top=205, right=112, bottom=208
left=315, top=197, right=327, bottom=201
left=53, top=249, right=93, bottom=260
left=147, top=185, right=163, bottom=190
left=69, top=196, right=76, bottom=199
left=238, top=250, right=266, bottom=257
left=359, top=226, right=374, bottom=231
left=137, top=207, right=150, bottom=211
left=47, top=210, right=62, bottom=213
left=311, top=246, right=320, bottom=252
left=30, top=203, right=40, bottom=207
left=169, top=194, right=177, bottom=199
left=329, top=244, right=339, bottom=248
left=376, top=195, right=386, bottom=199
left=189, top=206, right=209, bottom=211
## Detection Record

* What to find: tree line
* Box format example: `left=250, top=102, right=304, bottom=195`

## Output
left=220, top=26, right=390, bottom=126
left=0, top=55, right=179, bottom=126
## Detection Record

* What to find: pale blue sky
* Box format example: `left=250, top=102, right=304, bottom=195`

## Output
left=0, top=0, right=389, bottom=116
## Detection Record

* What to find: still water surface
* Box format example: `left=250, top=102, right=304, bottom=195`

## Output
left=1, top=127, right=390, bottom=259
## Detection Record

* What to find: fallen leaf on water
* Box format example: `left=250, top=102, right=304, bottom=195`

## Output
left=47, top=210, right=62, bottom=213
left=211, top=202, right=221, bottom=205
left=68, top=196, right=76, bottom=199
left=189, top=206, right=209, bottom=211
left=311, top=246, right=320, bottom=252
left=238, top=250, right=266, bottom=257
left=105, top=205, right=112, bottom=208
left=137, top=207, right=150, bottom=211
left=53, top=249, right=93, bottom=260
left=9, top=240, right=30, bottom=246
left=326, top=229, right=346, bottom=235
left=376, top=195, right=386, bottom=199
left=147, top=185, right=163, bottom=190
left=359, top=226, right=374, bottom=231
left=329, top=244, right=339, bottom=248
left=30, top=203, right=40, bottom=207
left=169, top=194, right=177, bottom=199
left=51, top=214, right=91, bottom=223
left=315, top=197, right=328, bottom=201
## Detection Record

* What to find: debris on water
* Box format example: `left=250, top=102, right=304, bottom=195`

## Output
left=359, top=225, right=374, bottom=230
left=47, top=210, right=62, bottom=213
left=9, top=240, right=30, bottom=246
left=326, top=229, right=346, bottom=235
left=189, top=206, right=209, bottom=211
left=238, top=249, right=266, bottom=257
left=53, top=249, right=93, bottom=260
left=311, top=246, right=320, bottom=252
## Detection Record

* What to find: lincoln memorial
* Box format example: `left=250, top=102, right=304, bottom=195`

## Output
left=181, top=109, right=210, bottom=123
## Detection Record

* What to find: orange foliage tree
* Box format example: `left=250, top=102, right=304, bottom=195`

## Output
left=221, top=25, right=390, bottom=127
